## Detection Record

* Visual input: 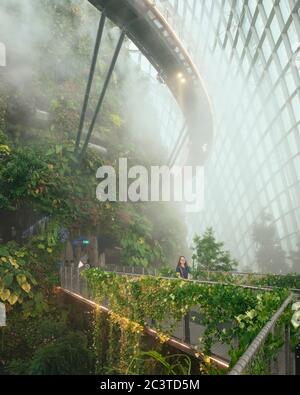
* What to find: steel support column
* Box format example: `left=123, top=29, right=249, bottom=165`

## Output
left=184, top=312, right=191, bottom=344
left=75, top=12, right=106, bottom=153
left=168, top=121, right=187, bottom=167
left=79, top=30, right=126, bottom=163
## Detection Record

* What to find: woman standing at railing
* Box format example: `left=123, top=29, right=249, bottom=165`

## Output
left=176, top=256, right=191, bottom=343
left=176, top=256, right=191, bottom=280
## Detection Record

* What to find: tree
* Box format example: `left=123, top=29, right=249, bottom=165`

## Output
left=192, top=228, right=238, bottom=271
left=287, top=240, right=300, bottom=274
left=252, top=211, right=286, bottom=274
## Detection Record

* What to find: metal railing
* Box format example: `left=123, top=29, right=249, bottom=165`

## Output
left=98, top=265, right=300, bottom=292
left=229, top=294, right=295, bottom=375
left=60, top=263, right=209, bottom=344
left=99, top=264, right=300, bottom=293
left=59, top=263, right=297, bottom=374
left=154, top=0, right=195, bottom=54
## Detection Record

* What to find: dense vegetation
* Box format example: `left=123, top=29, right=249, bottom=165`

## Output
left=83, top=268, right=295, bottom=375
left=0, top=0, right=187, bottom=375
left=192, top=228, right=238, bottom=272
left=159, top=265, right=300, bottom=291
left=0, top=0, right=298, bottom=376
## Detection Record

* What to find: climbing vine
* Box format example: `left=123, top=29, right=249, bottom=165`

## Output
left=84, top=268, right=291, bottom=374
left=160, top=266, right=300, bottom=291
left=0, top=244, right=36, bottom=306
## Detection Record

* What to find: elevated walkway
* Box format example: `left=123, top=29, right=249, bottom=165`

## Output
left=88, top=0, right=213, bottom=165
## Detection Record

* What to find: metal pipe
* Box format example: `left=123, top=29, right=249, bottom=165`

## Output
left=79, top=30, right=126, bottom=162
left=167, top=121, right=187, bottom=166
left=285, top=324, right=291, bottom=375
left=101, top=269, right=277, bottom=292
left=229, top=294, right=294, bottom=375
left=75, top=12, right=106, bottom=153
left=57, top=286, right=229, bottom=370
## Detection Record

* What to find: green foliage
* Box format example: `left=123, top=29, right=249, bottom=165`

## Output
left=84, top=268, right=290, bottom=374
left=252, top=211, right=286, bottom=273
left=50, top=98, right=80, bottom=139
left=110, top=113, right=123, bottom=129
left=0, top=138, right=179, bottom=269
left=158, top=267, right=177, bottom=278
left=128, top=351, right=192, bottom=375
left=192, top=228, right=238, bottom=272
left=0, top=0, right=187, bottom=376
left=257, top=273, right=300, bottom=289
left=0, top=147, right=48, bottom=210
left=0, top=96, right=7, bottom=133
left=0, top=243, right=37, bottom=306
left=0, top=218, right=63, bottom=311
left=190, top=270, right=300, bottom=291
left=121, top=231, right=165, bottom=268
left=3, top=311, right=94, bottom=375
left=27, top=332, right=94, bottom=375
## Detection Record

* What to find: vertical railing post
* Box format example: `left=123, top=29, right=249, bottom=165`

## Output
left=181, top=316, right=185, bottom=342
left=270, top=325, right=278, bottom=374
left=60, top=263, right=64, bottom=288
left=296, top=343, right=300, bottom=375
left=184, top=312, right=191, bottom=344
left=65, top=265, right=70, bottom=291
left=76, top=265, right=80, bottom=294
left=285, top=324, right=291, bottom=375
left=82, top=276, right=88, bottom=299
left=70, top=263, right=74, bottom=293
left=79, top=270, right=83, bottom=296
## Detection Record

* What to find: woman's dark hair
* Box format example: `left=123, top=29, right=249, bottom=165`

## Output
left=177, top=256, right=188, bottom=268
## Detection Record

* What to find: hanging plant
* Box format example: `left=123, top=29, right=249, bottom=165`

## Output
left=83, top=268, right=291, bottom=374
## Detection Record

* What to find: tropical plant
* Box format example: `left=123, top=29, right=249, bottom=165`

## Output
left=192, top=228, right=238, bottom=272
left=252, top=211, right=286, bottom=274
left=0, top=243, right=36, bottom=306
left=84, top=268, right=291, bottom=374
left=27, top=332, right=94, bottom=375
left=127, top=351, right=192, bottom=375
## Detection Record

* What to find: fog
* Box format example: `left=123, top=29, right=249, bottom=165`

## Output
left=0, top=0, right=189, bottom=259
left=0, top=0, right=175, bottom=157
left=182, top=0, right=300, bottom=274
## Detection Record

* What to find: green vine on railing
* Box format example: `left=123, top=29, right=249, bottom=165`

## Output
left=159, top=267, right=300, bottom=290
left=83, top=268, right=291, bottom=374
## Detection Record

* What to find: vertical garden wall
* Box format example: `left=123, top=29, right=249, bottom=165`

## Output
left=0, top=0, right=188, bottom=375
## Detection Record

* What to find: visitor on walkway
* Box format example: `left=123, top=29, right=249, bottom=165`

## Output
left=176, top=256, right=191, bottom=343
left=176, top=256, right=191, bottom=280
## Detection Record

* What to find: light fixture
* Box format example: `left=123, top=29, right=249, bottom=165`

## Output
left=177, top=72, right=183, bottom=78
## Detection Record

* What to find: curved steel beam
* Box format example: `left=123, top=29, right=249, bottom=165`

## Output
left=88, top=0, right=214, bottom=166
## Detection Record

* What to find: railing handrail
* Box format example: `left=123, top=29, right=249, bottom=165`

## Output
left=228, top=293, right=294, bottom=375
left=57, top=286, right=230, bottom=370
left=193, top=269, right=300, bottom=277
left=60, top=264, right=296, bottom=374
left=102, top=264, right=300, bottom=277
left=98, top=264, right=300, bottom=292
left=100, top=265, right=300, bottom=293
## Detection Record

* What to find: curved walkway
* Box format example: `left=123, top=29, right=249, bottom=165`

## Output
left=88, top=0, right=213, bottom=165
